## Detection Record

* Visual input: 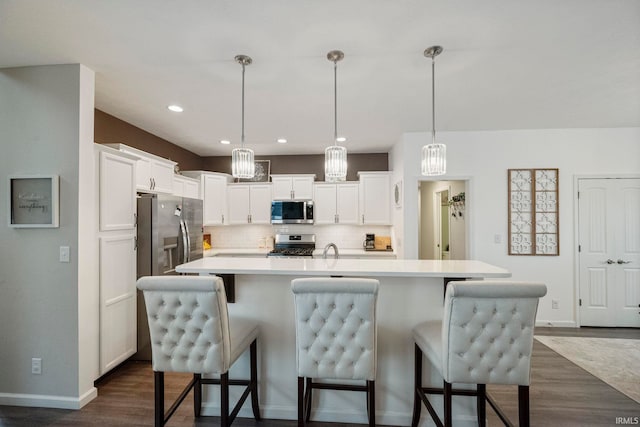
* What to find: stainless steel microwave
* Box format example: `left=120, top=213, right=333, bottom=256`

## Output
left=271, top=200, right=314, bottom=224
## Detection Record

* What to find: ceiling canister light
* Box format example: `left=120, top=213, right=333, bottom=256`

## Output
left=231, top=54, right=255, bottom=179
left=325, top=50, right=347, bottom=182
left=421, top=45, right=446, bottom=176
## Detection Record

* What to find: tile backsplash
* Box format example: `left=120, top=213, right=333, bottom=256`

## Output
left=205, top=224, right=393, bottom=250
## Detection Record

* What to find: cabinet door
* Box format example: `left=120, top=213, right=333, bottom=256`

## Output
left=99, top=234, right=137, bottom=375
left=314, top=183, right=337, bottom=224
left=336, top=183, right=359, bottom=224
left=249, top=184, right=273, bottom=224
left=272, top=176, right=293, bottom=200
left=173, top=175, right=185, bottom=197
left=203, top=174, right=227, bottom=225
left=292, top=176, right=314, bottom=199
left=99, top=151, right=136, bottom=231
left=360, top=173, right=391, bottom=225
left=183, top=178, right=200, bottom=199
left=134, top=156, right=153, bottom=191
left=150, top=159, right=175, bottom=194
left=227, top=185, right=251, bottom=224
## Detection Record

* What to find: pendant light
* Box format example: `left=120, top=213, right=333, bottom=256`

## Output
left=325, top=50, right=347, bottom=182
left=232, top=54, right=255, bottom=179
left=421, top=46, right=446, bottom=176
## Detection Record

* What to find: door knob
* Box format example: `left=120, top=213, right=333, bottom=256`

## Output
left=605, top=259, right=614, bottom=264
left=617, top=259, right=631, bottom=264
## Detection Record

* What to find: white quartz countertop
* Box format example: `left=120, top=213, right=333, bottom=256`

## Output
left=176, top=257, right=510, bottom=278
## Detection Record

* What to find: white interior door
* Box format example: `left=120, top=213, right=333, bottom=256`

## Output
left=578, top=178, right=640, bottom=327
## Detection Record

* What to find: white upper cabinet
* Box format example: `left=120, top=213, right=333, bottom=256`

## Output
left=97, top=147, right=137, bottom=232
left=359, top=172, right=391, bottom=225
left=182, top=171, right=231, bottom=226
left=313, top=182, right=359, bottom=224
left=173, top=174, right=200, bottom=199
left=227, top=184, right=272, bottom=224
left=271, top=174, right=315, bottom=200
left=106, top=144, right=176, bottom=194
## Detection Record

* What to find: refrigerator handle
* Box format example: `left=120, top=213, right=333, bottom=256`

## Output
left=184, top=219, right=192, bottom=262
left=179, top=219, right=188, bottom=265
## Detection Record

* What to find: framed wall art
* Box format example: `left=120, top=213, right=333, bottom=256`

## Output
left=238, top=160, right=271, bottom=183
left=8, top=175, right=59, bottom=228
left=508, top=168, right=558, bottom=255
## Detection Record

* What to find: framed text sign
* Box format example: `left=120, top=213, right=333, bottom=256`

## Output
left=8, top=175, right=59, bottom=228
left=508, top=168, right=558, bottom=255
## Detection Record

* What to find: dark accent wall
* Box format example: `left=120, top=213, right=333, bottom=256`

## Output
left=202, top=153, right=388, bottom=181
left=95, top=109, right=388, bottom=178
left=94, top=110, right=203, bottom=170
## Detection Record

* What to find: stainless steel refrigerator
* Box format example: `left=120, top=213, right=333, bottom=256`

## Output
left=134, top=193, right=203, bottom=360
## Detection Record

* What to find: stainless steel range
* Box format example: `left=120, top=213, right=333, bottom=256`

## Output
left=267, top=234, right=316, bottom=257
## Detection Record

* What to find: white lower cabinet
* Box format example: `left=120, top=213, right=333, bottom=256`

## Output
left=99, top=234, right=137, bottom=375
left=313, top=182, right=359, bottom=224
left=227, top=184, right=272, bottom=224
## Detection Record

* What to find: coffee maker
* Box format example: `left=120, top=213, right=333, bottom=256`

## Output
left=364, top=233, right=375, bottom=250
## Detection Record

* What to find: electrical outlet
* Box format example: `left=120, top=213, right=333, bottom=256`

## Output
left=552, top=299, right=559, bottom=309
left=32, top=358, right=42, bottom=375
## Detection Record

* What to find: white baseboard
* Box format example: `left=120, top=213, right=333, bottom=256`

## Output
left=536, top=320, right=577, bottom=328
left=0, top=387, right=97, bottom=410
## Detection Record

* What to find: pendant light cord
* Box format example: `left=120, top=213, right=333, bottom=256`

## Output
left=241, top=61, right=246, bottom=146
left=431, top=55, right=436, bottom=145
left=333, top=59, right=338, bottom=146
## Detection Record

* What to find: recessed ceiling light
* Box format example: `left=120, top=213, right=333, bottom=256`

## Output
left=277, top=138, right=287, bottom=144
left=220, top=140, right=231, bottom=145
left=336, top=136, right=347, bottom=142
left=167, top=105, right=184, bottom=113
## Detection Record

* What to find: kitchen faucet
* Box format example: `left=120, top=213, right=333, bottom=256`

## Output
left=323, top=243, right=339, bottom=259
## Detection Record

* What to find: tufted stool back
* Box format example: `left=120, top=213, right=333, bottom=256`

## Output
left=442, top=280, right=547, bottom=386
left=137, top=275, right=231, bottom=374
left=292, top=277, right=379, bottom=381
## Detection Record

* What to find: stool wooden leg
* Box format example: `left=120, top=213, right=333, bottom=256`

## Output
left=249, top=339, right=261, bottom=420
left=411, top=344, right=423, bottom=427
left=444, top=380, right=452, bottom=427
left=221, top=372, right=229, bottom=427
left=154, top=371, right=164, bottom=427
left=477, top=384, right=486, bottom=427
left=304, top=377, right=312, bottom=422
left=193, top=374, right=202, bottom=417
left=519, top=385, right=530, bottom=427
left=367, top=380, right=375, bottom=427
left=297, top=376, right=305, bottom=427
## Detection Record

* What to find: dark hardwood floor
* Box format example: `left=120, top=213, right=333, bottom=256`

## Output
left=0, top=327, right=638, bottom=426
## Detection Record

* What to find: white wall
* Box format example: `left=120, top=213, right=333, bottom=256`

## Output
left=394, top=128, right=640, bottom=326
left=0, top=64, right=97, bottom=408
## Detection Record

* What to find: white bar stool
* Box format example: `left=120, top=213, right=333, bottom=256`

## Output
left=411, top=280, right=547, bottom=427
left=137, top=275, right=261, bottom=427
left=291, top=277, right=379, bottom=427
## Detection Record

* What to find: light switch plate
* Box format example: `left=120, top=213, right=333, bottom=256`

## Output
left=59, top=246, right=70, bottom=263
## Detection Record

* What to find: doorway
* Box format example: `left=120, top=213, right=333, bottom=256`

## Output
left=577, top=177, right=640, bottom=327
left=419, top=180, right=467, bottom=260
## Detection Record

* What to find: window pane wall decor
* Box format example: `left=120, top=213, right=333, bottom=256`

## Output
left=508, top=168, right=559, bottom=255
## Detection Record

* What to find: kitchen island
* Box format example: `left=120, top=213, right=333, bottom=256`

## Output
left=175, top=257, right=510, bottom=426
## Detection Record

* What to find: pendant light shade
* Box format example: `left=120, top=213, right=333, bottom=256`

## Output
left=325, top=50, right=347, bottom=182
left=422, top=46, right=446, bottom=176
left=232, top=54, right=255, bottom=179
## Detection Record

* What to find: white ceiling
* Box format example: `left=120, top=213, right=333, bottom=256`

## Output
left=1, top=0, right=639, bottom=157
